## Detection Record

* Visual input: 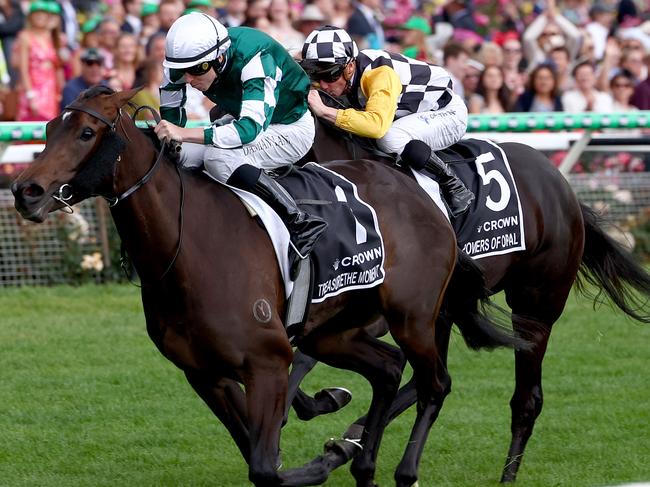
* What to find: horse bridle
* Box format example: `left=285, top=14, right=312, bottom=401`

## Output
left=61, top=102, right=185, bottom=284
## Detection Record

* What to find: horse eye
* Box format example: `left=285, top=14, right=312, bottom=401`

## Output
left=80, top=127, right=95, bottom=141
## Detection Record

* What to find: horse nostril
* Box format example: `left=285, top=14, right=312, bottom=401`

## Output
left=15, top=182, right=45, bottom=201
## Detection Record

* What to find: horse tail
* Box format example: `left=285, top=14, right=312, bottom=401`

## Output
left=576, top=203, right=650, bottom=323
left=448, top=251, right=531, bottom=351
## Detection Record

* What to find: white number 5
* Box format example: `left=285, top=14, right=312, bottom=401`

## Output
left=475, top=152, right=510, bottom=212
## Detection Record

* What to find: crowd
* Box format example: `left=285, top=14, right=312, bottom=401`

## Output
left=0, top=0, right=649, bottom=122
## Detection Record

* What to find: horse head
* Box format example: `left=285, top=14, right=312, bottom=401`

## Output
left=12, top=86, right=141, bottom=222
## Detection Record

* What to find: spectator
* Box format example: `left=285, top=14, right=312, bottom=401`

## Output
left=267, top=0, right=304, bottom=54
left=184, top=0, right=215, bottom=16
left=58, top=0, right=78, bottom=50
left=443, top=42, right=470, bottom=98
left=0, top=0, right=24, bottom=87
left=440, top=0, right=477, bottom=32
left=294, top=4, right=328, bottom=39
left=346, top=0, right=384, bottom=50
left=15, top=1, right=64, bottom=121
left=130, top=57, right=162, bottom=117
left=501, top=35, right=526, bottom=104
left=218, top=0, right=246, bottom=27
left=108, top=32, right=140, bottom=91
left=476, top=41, right=503, bottom=68
left=522, top=0, right=581, bottom=70
left=630, top=54, right=650, bottom=110
left=398, top=15, right=432, bottom=61
left=242, top=0, right=271, bottom=30
left=548, top=45, right=573, bottom=91
left=610, top=71, right=638, bottom=111
left=585, top=1, right=616, bottom=61
left=96, top=17, right=121, bottom=70
left=469, top=65, right=511, bottom=114
left=140, top=3, right=160, bottom=43
left=562, top=61, right=613, bottom=112
left=144, top=31, right=166, bottom=64
left=620, top=48, right=646, bottom=84
left=462, top=58, right=483, bottom=106
left=513, top=63, right=563, bottom=112
left=577, top=28, right=597, bottom=64
left=122, top=0, right=143, bottom=36
left=156, top=0, right=184, bottom=35
left=561, top=0, right=590, bottom=27
left=330, top=0, right=354, bottom=29
left=596, top=37, right=621, bottom=91
left=60, top=47, right=106, bottom=109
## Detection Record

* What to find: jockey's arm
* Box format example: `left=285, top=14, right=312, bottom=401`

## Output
left=203, top=52, right=279, bottom=148
left=335, top=65, right=401, bottom=139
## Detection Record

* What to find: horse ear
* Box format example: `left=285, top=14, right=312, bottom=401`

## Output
left=112, top=87, right=144, bottom=108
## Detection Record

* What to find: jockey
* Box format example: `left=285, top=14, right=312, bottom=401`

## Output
left=155, top=12, right=327, bottom=278
left=300, top=25, right=474, bottom=217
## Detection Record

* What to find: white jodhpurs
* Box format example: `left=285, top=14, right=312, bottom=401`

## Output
left=178, top=110, right=315, bottom=182
left=376, top=93, right=468, bottom=156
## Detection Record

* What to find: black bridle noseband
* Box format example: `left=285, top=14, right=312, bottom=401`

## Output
left=61, top=102, right=185, bottom=284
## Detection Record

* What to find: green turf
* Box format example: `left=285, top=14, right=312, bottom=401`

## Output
left=1, top=285, right=649, bottom=486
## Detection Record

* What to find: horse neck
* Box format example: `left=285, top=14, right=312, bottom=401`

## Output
left=109, top=121, right=189, bottom=282
left=312, top=117, right=381, bottom=162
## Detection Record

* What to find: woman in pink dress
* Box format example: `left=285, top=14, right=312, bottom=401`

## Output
left=16, top=1, right=63, bottom=121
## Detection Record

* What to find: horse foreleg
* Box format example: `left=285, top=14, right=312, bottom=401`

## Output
left=184, top=371, right=251, bottom=461
left=296, top=326, right=406, bottom=487
left=243, top=353, right=291, bottom=487
left=285, top=351, right=352, bottom=424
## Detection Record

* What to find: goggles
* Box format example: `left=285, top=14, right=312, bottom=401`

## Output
left=302, top=60, right=348, bottom=83
left=183, top=61, right=213, bottom=76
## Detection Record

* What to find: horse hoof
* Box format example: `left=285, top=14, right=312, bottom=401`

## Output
left=324, top=437, right=363, bottom=461
left=314, top=387, right=352, bottom=413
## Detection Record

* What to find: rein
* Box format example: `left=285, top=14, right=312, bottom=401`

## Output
left=62, top=101, right=185, bottom=285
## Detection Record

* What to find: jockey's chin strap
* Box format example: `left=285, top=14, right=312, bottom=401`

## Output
left=63, top=102, right=185, bottom=285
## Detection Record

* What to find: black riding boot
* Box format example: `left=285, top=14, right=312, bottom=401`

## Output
left=228, top=165, right=328, bottom=279
left=424, top=152, right=474, bottom=217
left=401, top=140, right=474, bottom=217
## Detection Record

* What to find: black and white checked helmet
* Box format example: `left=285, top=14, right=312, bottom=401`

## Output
left=301, top=26, right=359, bottom=65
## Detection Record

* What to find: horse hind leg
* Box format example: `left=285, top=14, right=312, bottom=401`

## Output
left=500, top=278, right=573, bottom=483
left=390, top=314, right=453, bottom=487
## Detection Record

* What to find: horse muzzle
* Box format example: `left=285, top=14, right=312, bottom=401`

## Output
left=12, top=180, right=57, bottom=222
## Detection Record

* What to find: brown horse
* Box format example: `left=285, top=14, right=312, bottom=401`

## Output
left=289, top=112, right=650, bottom=485
left=11, top=87, right=525, bottom=486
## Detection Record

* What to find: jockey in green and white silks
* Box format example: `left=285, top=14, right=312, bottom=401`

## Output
left=155, top=13, right=327, bottom=279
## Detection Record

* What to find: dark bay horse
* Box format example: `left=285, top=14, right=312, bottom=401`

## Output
left=11, top=87, right=525, bottom=486
left=291, top=113, right=650, bottom=484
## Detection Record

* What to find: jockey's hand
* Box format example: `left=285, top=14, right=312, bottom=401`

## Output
left=308, top=90, right=338, bottom=124
left=308, top=89, right=327, bottom=117
left=154, top=120, right=184, bottom=144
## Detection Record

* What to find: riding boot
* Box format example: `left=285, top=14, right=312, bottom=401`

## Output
left=228, top=165, right=327, bottom=279
left=423, top=152, right=474, bottom=217
left=400, top=140, right=474, bottom=217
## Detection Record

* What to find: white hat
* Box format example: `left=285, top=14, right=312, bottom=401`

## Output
left=163, top=12, right=230, bottom=70
left=299, top=5, right=326, bottom=23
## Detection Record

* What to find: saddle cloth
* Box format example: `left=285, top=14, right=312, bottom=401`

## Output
left=430, top=138, right=526, bottom=259
left=206, top=162, right=386, bottom=303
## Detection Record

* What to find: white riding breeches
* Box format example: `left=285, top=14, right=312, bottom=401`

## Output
left=376, top=93, right=468, bottom=156
left=178, top=110, right=315, bottom=182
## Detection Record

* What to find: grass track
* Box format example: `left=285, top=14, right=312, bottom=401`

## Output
left=1, top=284, right=649, bottom=486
